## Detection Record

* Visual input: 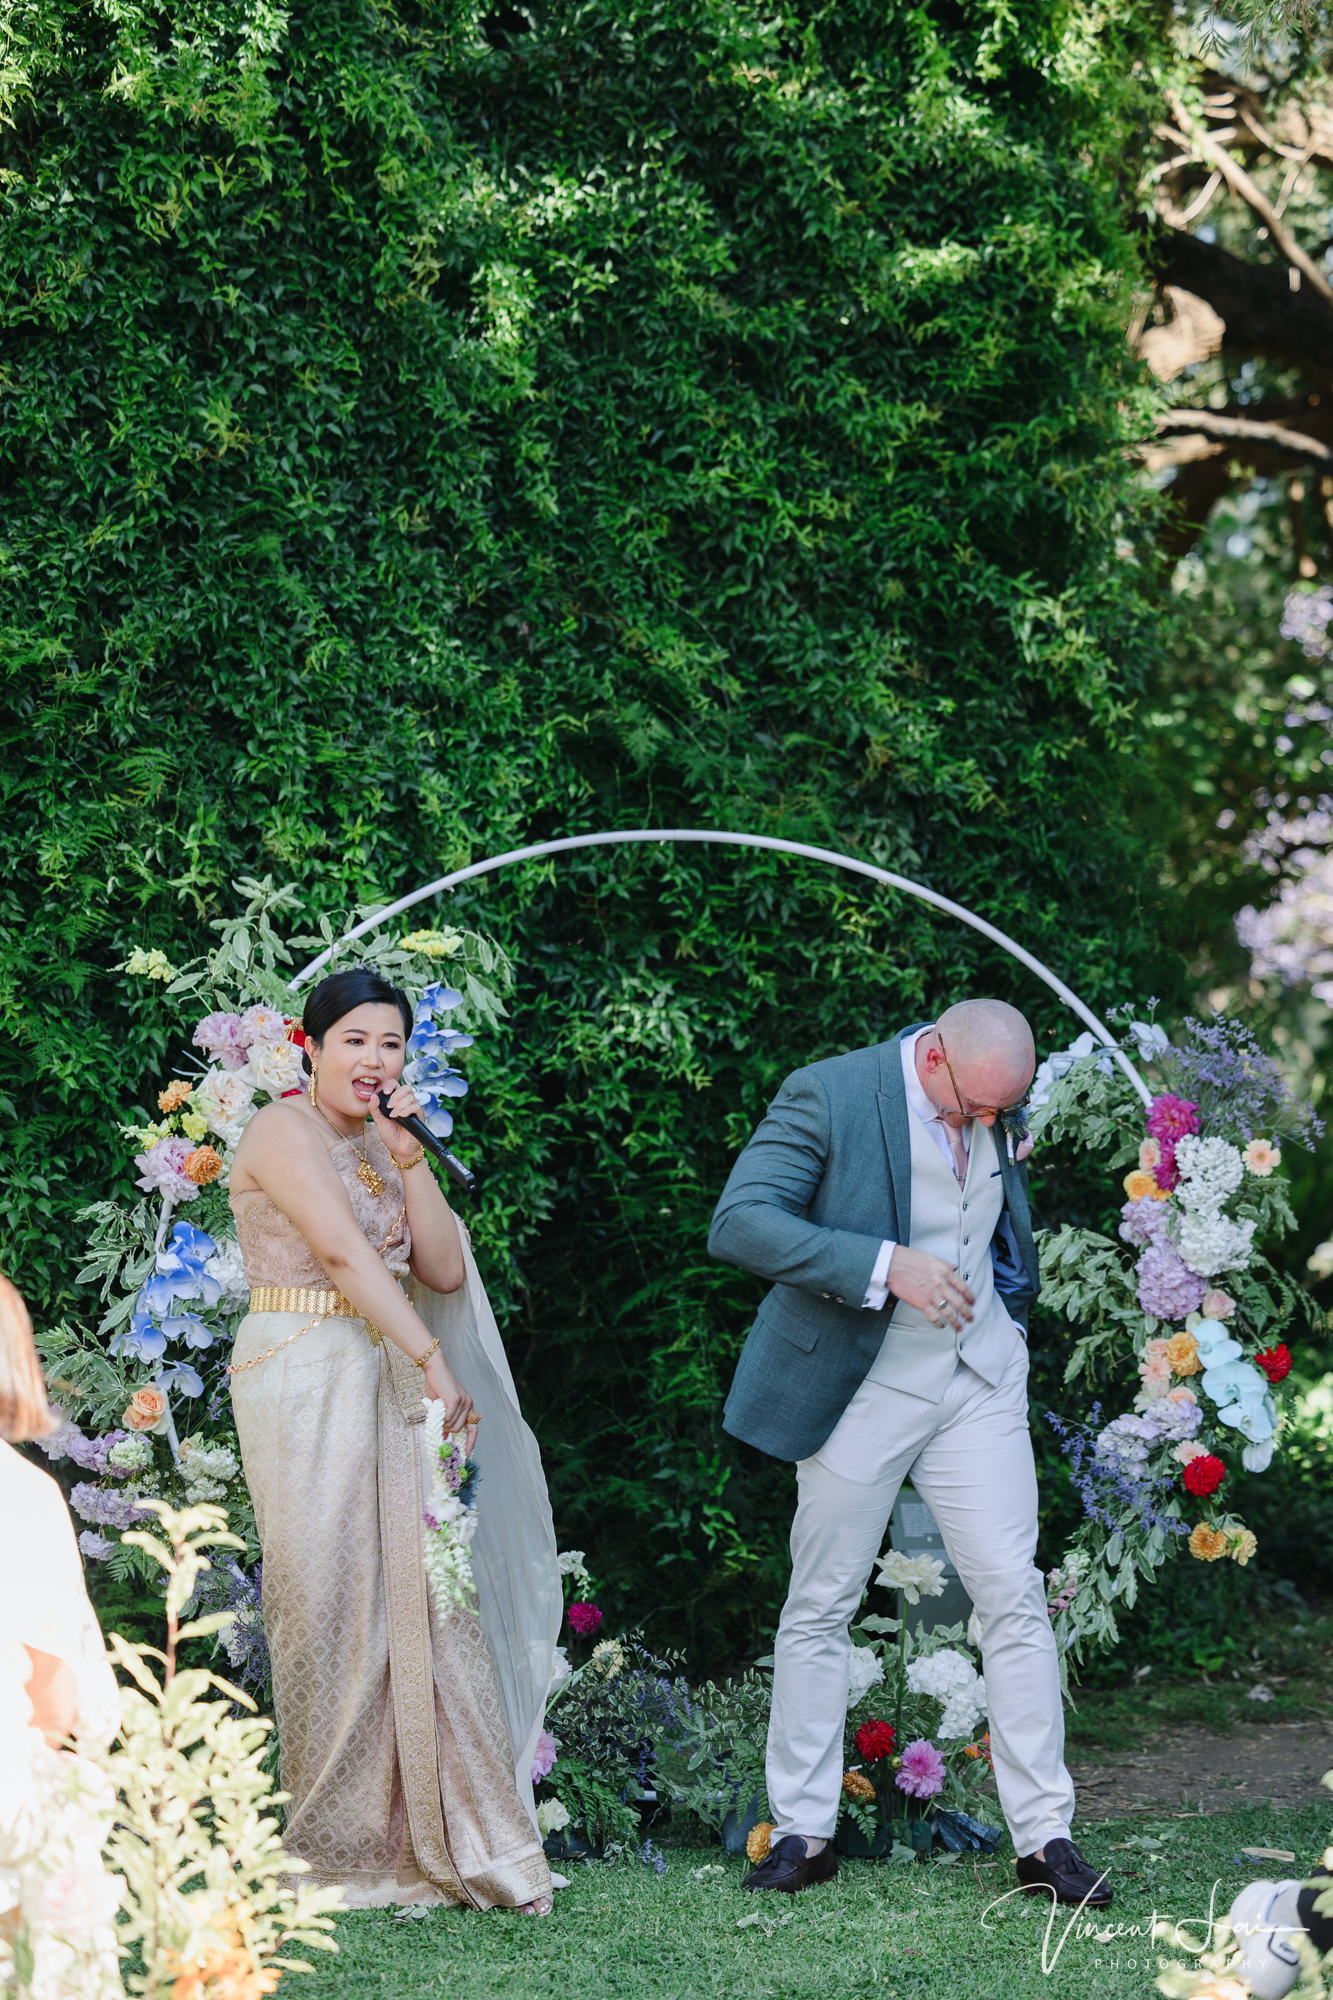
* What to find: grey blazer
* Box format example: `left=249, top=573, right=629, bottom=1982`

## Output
left=710, top=1026, right=1040, bottom=1462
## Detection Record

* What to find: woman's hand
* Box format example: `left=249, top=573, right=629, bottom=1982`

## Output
left=370, top=1081, right=428, bottom=1165
left=422, top=1350, right=478, bottom=1452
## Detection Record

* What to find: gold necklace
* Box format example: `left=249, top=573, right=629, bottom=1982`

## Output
left=312, top=1092, right=385, bottom=1198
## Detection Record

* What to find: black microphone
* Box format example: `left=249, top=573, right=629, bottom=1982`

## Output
left=377, top=1091, right=477, bottom=1195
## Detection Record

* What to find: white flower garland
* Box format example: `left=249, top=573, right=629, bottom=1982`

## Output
left=421, top=1398, right=480, bottom=1619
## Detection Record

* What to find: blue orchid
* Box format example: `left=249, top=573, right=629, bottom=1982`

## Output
left=150, top=1223, right=222, bottom=1307
left=162, top=1313, right=214, bottom=1350
left=416, top=982, right=464, bottom=1019
left=156, top=1360, right=204, bottom=1397
left=1201, top=1358, right=1268, bottom=1407
left=1191, top=1319, right=1241, bottom=1368
left=1217, top=1395, right=1276, bottom=1443
left=112, top=1315, right=168, bottom=1364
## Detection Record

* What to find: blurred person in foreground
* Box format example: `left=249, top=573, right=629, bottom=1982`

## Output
left=710, top=999, right=1110, bottom=1909
left=0, top=1272, right=123, bottom=1996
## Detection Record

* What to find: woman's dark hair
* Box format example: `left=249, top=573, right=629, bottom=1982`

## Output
left=300, top=968, right=414, bottom=1073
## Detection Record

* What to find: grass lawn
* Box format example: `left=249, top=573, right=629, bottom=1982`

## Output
left=291, top=1804, right=1333, bottom=2000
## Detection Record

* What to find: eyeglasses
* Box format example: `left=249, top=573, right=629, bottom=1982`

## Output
left=937, top=1031, right=1027, bottom=1123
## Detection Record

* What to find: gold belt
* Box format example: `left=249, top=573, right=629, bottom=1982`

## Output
left=246, top=1286, right=382, bottom=1343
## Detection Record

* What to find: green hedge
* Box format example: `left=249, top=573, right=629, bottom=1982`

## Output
left=1, top=0, right=1179, bottom=1664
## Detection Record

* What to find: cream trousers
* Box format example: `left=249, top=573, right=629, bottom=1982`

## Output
left=766, top=1338, right=1076, bottom=1858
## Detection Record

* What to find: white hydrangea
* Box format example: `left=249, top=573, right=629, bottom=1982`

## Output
left=905, top=1648, right=987, bottom=1739
left=177, top=1440, right=239, bottom=1505
left=203, top=1236, right=249, bottom=1312
left=106, top=1434, right=152, bottom=1474
left=1173, top=1135, right=1245, bottom=1214
left=1176, top=1209, right=1257, bottom=1278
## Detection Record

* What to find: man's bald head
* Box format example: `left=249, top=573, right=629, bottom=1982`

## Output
left=933, top=999, right=1035, bottom=1113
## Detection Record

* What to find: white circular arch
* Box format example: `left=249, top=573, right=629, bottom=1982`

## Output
left=287, top=827, right=1152, bottom=1106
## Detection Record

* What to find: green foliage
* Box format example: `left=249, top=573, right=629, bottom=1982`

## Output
left=1, top=0, right=1184, bottom=1665
left=103, top=1500, right=341, bottom=1998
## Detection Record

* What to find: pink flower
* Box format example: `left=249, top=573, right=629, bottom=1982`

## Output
left=1201, top=1289, right=1235, bottom=1319
left=895, top=1738, right=946, bottom=1799
left=567, top=1602, right=602, bottom=1637
left=238, top=1003, right=287, bottom=1048
left=1243, top=1138, right=1281, bottom=1178
left=1146, top=1094, right=1202, bottom=1144
left=1138, top=1136, right=1162, bottom=1171
left=531, top=1729, right=558, bottom=1783
left=134, top=1136, right=199, bottom=1204
left=192, top=1011, right=248, bottom=1071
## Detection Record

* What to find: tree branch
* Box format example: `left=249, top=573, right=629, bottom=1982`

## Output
left=1153, top=408, right=1333, bottom=463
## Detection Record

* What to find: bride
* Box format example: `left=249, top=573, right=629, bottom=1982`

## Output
left=227, top=966, right=560, bottom=1914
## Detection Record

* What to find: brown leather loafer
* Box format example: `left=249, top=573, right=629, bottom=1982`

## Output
left=1016, top=1837, right=1112, bottom=1908
left=742, top=1835, right=838, bottom=1894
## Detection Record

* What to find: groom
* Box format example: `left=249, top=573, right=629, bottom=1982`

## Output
left=709, top=999, right=1109, bottom=1908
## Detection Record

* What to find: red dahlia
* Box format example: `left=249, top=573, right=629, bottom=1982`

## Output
left=855, top=1720, right=896, bottom=1763
left=1183, top=1453, right=1226, bottom=1497
left=1255, top=1344, right=1292, bottom=1384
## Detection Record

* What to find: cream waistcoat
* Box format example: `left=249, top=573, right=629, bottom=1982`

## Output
left=861, top=1105, right=1021, bottom=1403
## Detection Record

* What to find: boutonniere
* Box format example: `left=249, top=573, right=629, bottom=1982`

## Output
left=998, top=1100, right=1031, bottom=1166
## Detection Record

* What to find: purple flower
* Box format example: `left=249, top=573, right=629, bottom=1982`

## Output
left=1135, top=1243, right=1207, bottom=1321
left=1140, top=1393, right=1202, bottom=1442
left=70, top=1483, right=152, bottom=1530
left=531, top=1729, right=558, bottom=1783
left=134, top=1137, right=199, bottom=1204
left=1118, top=1197, right=1168, bottom=1248
left=78, top=1532, right=116, bottom=1561
left=1047, top=1405, right=1188, bottom=1540
left=192, top=1011, right=248, bottom=1071
left=895, top=1740, right=946, bottom=1799
left=1095, top=1413, right=1158, bottom=1466
left=71, top=1429, right=131, bottom=1476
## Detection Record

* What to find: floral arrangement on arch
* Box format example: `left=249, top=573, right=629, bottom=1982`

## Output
left=1031, top=1007, right=1320, bottom=1663
left=33, top=878, right=510, bottom=1689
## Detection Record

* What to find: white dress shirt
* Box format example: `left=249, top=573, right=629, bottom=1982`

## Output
left=860, top=1026, right=971, bottom=1309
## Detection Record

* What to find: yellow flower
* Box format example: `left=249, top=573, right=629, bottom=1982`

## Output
left=1164, top=1332, right=1200, bottom=1377
left=400, top=928, right=463, bottom=958
left=1229, top=1527, right=1258, bottom=1567
left=1123, top=1169, right=1165, bottom=1202
left=180, top=1109, right=209, bottom=1141
left=746, top=1822, right=774, bottom=1865
left=1189, top=1524, right=1228, bottom=1562
left=842, top=1770, right=875, bottom=1803
left=124, top=945, right=177, bottom=981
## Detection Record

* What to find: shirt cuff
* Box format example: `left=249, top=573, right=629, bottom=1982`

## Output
left=861, top=1239, right=896, bottom=1310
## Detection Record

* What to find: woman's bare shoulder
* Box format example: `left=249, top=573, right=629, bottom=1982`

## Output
left=231, top=1099, right=335, bottom=1188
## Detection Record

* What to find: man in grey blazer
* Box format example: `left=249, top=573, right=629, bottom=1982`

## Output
left=709, top=998, right=1108, bottom=1909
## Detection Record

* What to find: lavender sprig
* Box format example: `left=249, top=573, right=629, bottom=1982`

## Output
left=1046, top=1407, right=1188, bottom=1540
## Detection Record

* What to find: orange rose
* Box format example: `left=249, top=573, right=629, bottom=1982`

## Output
left=746, top=1821, right=774, bottom=1865
left=1188, top=1524, right=1228, bottom=1562
left=1164, top=1332, right=1200, bottom=1377
left=124, top=1386, right=167, bottom=1432
left=1123, top=1169, right=1166, bottom=1202
left=183, top=1145, right=223, bottom=1186
left=842, top=1770, right=875, bottom=1802
left=158, top=1080, right=193, bottom=1114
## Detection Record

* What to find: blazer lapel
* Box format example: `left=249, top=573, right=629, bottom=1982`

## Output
left=999, top=1151, right=1041, bottom=1293
left=876, top=1029, right=921, bottom=1248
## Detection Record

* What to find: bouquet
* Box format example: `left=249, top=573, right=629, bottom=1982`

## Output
left=421, top=1398, right=480, bottom=1618
left=1031, top=1007, right=1320, bottom=1661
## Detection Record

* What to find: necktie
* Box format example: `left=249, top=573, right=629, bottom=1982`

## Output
left=940, top=1117, right=970, bottom=1185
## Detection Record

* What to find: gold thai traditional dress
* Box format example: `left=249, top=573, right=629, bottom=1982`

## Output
left=228, top=1126, right=553, bottom=1910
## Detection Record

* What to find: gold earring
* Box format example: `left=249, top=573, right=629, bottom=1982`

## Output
left=309, top=1067, right=319, bottom=1108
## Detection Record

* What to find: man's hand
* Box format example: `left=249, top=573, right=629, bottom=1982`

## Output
left=886, top=1248, right=974, bottom=1331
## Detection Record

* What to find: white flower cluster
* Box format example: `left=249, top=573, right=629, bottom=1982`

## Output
left=1174, top=1135, right=1244, bottom=1212
left=177, top=1440, right=239, bottom=1505
left=847, top=1645, right=885, bottom=1708
left=193, top=1069, right=256, bottom=1149
left=905, top=1648, right=987, bottom=1740
left=556, top=1549, right=591, bottom=1588
left=1168, top=1134, right=1256, bottom=1277
left=421, top=1399, right=478, bottom=1618
left=106, top=1434, right=152, bottom=1475
left=202, top=1235, right=249, bottom=1312
left=874, top=1550, right=947, bottom=1606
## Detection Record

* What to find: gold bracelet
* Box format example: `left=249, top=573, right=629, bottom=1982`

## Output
left=399, top=1145, right=427, bottom=1171
left=414, top=1338, right=440, bottom=1370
